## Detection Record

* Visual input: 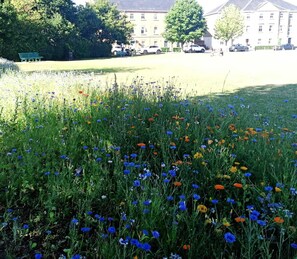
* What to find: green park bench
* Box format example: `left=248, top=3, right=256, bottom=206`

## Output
left=18, top=52, right=43, bottom=62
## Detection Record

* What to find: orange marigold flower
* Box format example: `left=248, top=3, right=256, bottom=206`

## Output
left=137, top=143, right=146, bottom=147
left=229, top=124, right=236, bottom=131
left=235, top=217, right=246, bottom=223
left=184, top=136, right=190, bottom=142
left=183, top=244, right=191, bottom=250
left=214, top=184, right=225, bottom=190
left=230, top=166, right=237, bottom=173
left=233, top=183, right=243, bottom=188
left=173, top=181, right=182, bottom=187
left=274, top=217, right=284, bottom=224
left=197, top=204, right=208, bottom=213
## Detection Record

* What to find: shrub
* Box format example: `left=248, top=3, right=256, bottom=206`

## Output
left=0, top=57, right=19, bottom=75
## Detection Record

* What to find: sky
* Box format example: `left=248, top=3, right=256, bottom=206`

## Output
left=72, top=0, right=297, bottom=12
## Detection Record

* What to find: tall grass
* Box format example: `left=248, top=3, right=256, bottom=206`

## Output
left=0, top=71, right=296, bottom=259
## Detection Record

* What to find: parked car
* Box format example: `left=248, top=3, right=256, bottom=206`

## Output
left=111, top=45, right=123, bottom=55
left=229, top=44, right=249, bottom=52
left=274, top=43, right=296, bottom=50
left=140, top=45, right=162, bottom=54
left=183, top=44, right=205, bottom=53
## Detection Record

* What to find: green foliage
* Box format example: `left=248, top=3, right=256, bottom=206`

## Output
left=1, top=0, right=132, bottom=60
left=214, top=4, right=245, bottom=45
left=164, top=0, right=206, bottom=45
left=0, top=58, right=19, bottom=75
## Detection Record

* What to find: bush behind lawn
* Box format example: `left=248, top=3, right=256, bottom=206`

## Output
left=0, top=72, right=297, bottom=258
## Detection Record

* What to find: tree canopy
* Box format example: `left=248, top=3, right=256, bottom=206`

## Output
left=163, top=0, right=206, bottom=45
left=214, top=4, right=245, bottom=45
left=0, top=0, right=132, bottom=60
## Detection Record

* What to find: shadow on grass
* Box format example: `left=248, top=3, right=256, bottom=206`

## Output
left=212, top=84, right=297, bottom=100
left=22, top=67, right=146, bottom=75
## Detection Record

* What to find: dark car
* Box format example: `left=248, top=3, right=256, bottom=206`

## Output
left=274, top=43, right=296, bottom=50
left=229, top=44, right=249, bottom=52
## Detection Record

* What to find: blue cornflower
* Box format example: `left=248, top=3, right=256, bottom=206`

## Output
left=71, top=255, right=81, bottom=259
left=35, top=253, right=43, bottom=259
left=152, top=230, right=160, bottom=239
left=224, top=232, right=236, bottom=243
left=141, top=242, right=151, bottom=251
left=179, top=194, right=186, bottom=200
left=257, top=220, right=267, bottom=226
left=130, top=153, right=137, bottom=158
left=178, top=201, right=187, bottom=211
left=133, top=180, right=141, bottom=187
left=119, top=237, right=129, bottom=246
left=96, top=157, right=102, bottom=162
left=143, top=200, right=152, bottom=206
left=130, top=238, right=140, bottom=246
left=71, top=218, right=79, bottom=225
left=167, top=195, right=174, bottom=201
left=291, top=243, right=297, bottom=249
left=166, top=130, right=173, bottom=135
left=142, top=229, right=149, bottom=236
left=264, top=186, right=273, bottom=192
left=81, top=227, right=91, bottom=233
left=244, top=172, right=252, bottom=177
left=123, top=169, right=130, bottom=175
left=22, top=224, right=29, bottom=229
left=143, top=209, right=150, bottom=214
left=163, top=178, right=170, bottom=183
left=193, top=194, right=201, bottom=200
left=226, top=198, right=236, bottom=204
left=192, top=184, right=199, bottom=189
left=108, top=226, right=116, bottom=234
left=211, top=199, right=219, bottom=204
left=168, top=170, right=176, bottom=177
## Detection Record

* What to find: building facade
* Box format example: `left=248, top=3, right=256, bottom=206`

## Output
left=205, top=0, right=297, bottom=49
left=110, top=0, right=176, bottom=48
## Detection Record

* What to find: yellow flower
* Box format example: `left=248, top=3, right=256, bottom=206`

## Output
left=240, top=166, right=248, bottom=171
left=275, top=187, right=282, bottom=192
left=197, top=204, right=208, bottom=213
left=194, top=152, right=203, bottom=159
left=222, top=218, right=231, bottom=227
left=230, top=166, right=237, bottom=173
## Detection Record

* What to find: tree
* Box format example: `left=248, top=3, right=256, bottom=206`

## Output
left=163, top=0, right=206, bottom=46
left=214, top=4, right=245, bottom=46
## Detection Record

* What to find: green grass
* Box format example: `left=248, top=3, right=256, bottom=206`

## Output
left=0, top=70, right=296, bottom=259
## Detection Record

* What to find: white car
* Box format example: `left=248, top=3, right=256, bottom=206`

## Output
left=140, top=45, right=162, bottom=54
left=111, top=45, right=123, bottom=55
left=183, top=44, right=205, bottom=53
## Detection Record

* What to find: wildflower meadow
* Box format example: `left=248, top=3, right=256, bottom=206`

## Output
left=0, top=66, right=297, bottom=258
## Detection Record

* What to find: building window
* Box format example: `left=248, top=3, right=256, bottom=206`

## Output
left=268, top=38, right=272, bottom=44
left=270, top=13, right=274, bottom=19
left=280, top=13, right=283, bottom=19
left=154, top=13, right=158, bottom=20
left=164, top=41, right=168, bottom=47
left=246, top=26, right=250, bottom=32
left=141, top=13, right=145, bottom=20
left=279, top=25, right=283, bottom=32
left=154, top=27, right=158, bottom=35
left=259, top=13, right=263, bottom=19
left=289, top=13, right=293, bottom=19
left=154, top=41, right=158, bottom=45
left=141, top=41, right=145, bottom=47
left=141, top=27, right=147, bottom=34
left=246, top=14, right=250, bottom=20
left=269, top=25, right=273, bottom=32
left=258, top=38, right=262, bottom=45
left=130, top=13, right=134, bottom=20
left=258, top=25, right=263, bottom=32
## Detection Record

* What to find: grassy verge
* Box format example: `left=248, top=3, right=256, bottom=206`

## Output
left=0, top=71, right=296, bottom=258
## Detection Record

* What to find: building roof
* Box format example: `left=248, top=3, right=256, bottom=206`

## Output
left=109, top=0, right=176, bottom=12
left=206, top=0, right=297, bottom=15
